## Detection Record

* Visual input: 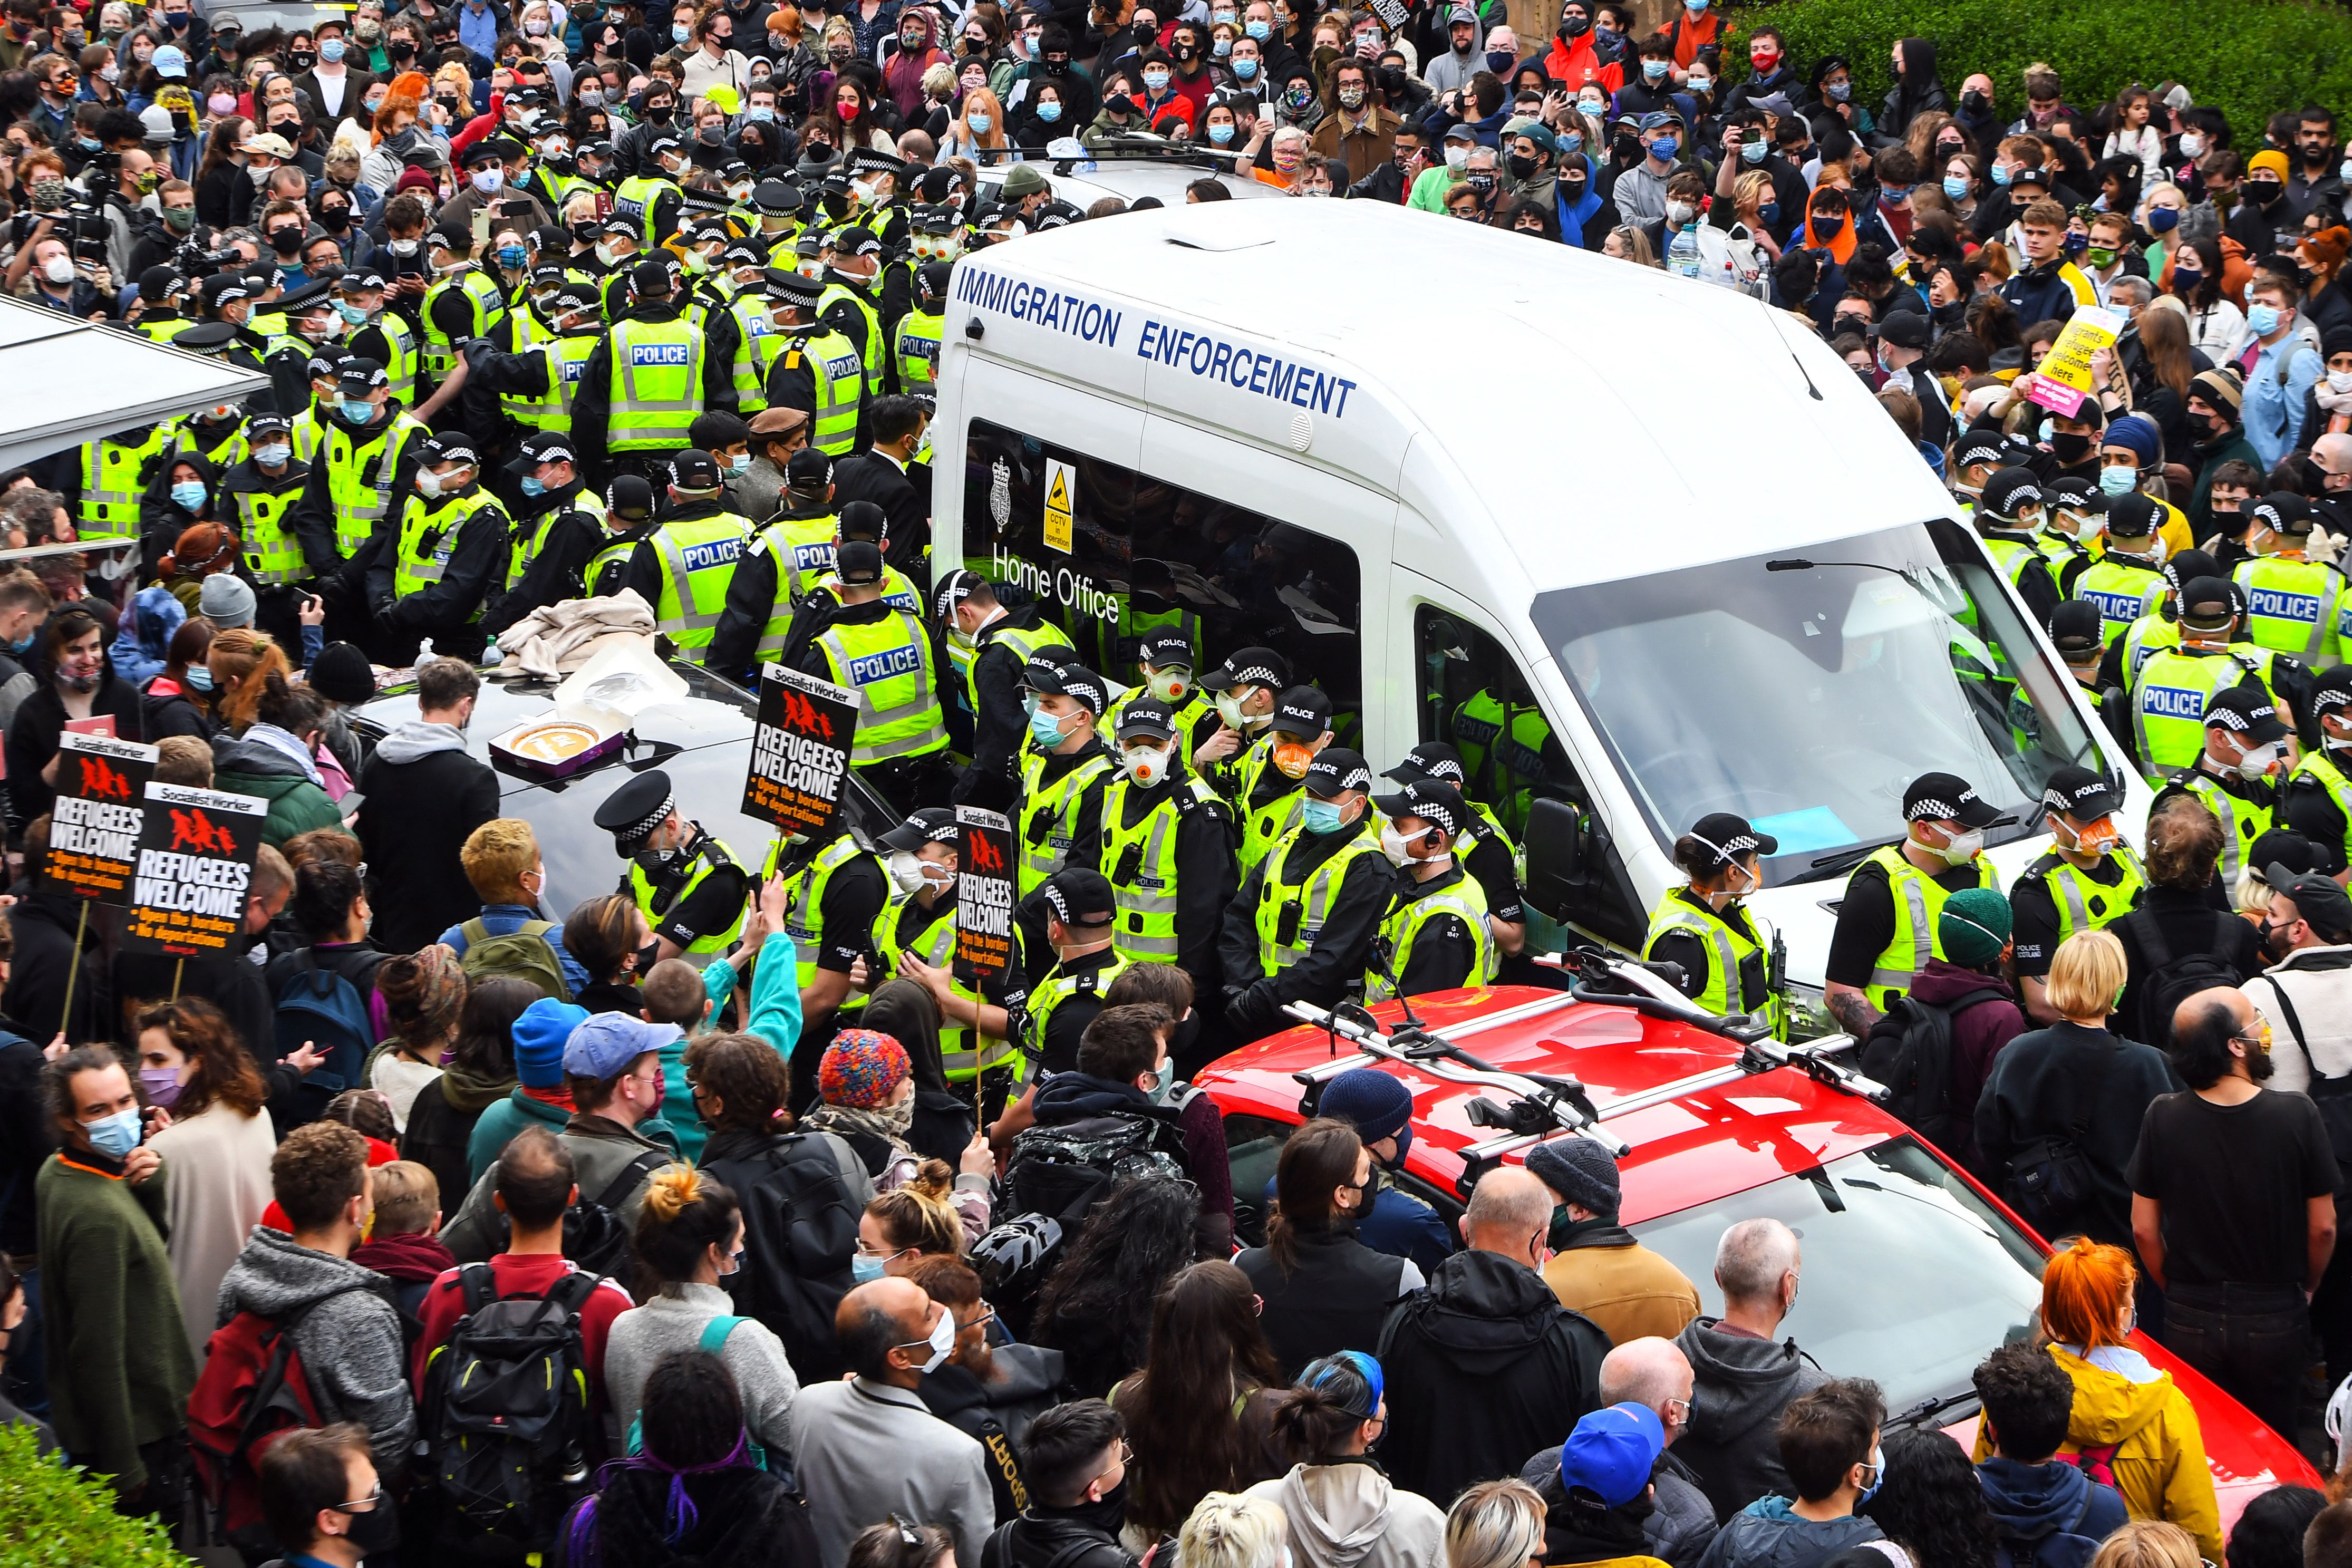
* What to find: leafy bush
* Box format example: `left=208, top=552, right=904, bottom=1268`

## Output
left=1728, top=0, right=2352, bottom=147
left=0, top=1424, right=197, bottom=1568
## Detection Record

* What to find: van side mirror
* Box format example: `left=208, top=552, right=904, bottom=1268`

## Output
left=1522, top=796, right=1587, bottom=923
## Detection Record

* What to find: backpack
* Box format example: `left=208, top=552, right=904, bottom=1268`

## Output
left=417, top=1263, right=606, bottom=1550
left=187, top=1302, right=324, bottom=1559
left=486, top=1145, right=670, bottom=1280
left=1857, top=986, right=2010, bottom=1151
left=2122, top=909, right=2244, bottom=1050
left=1002, top=1090, right=1198, bottom=1230
left=2258, top=978, right=2352, bottom=1186
left=272, top=950, right=375, bottom=1124
left=458, top=918, right=573, bottom=1003
left=705, top=1134, right=861, bottom=1384
left=2003, top=1041, right=2121, bottom=1238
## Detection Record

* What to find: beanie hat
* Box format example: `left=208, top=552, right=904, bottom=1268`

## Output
left=1938, top=886, right=2014, bottom=969
left=2308, top=225, right=2351, bottom=273
left=1318, top=1068, right=1414, bottom=1147
left=307, top=641, right=377, bottom=705
left=1525, top=1135, right=1621, bottom=1218
left=2192, top=365, right=2245, bottom=413
left=514, top=999, right=591, bottom=1087
left=2103, top=413, right=2160, bottom=466
left=819, top=1028, right=911, bottom=1107
left=198, top=573, right=257, bottom=628
left=1000, top=161, right=1049, bottom=199
left=2250, top=149, right=2292, bottom=181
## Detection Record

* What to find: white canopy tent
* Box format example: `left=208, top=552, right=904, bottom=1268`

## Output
left=0, top=298, right=270, bottom=472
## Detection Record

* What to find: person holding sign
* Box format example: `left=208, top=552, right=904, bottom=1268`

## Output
left=594, top=769, right=751, bottom=960
left=865, top=805, right=1025, bottom=1110
left=797, top=538, right=952, bottom=813
left=761, top=816, right=887, bottom=1112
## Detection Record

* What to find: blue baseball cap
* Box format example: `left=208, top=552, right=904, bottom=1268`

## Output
left=512, top=1000, right=589, bottom=1088
left=563, top=1012, right=681, bottom=1080
left=1559, top=1402, right=1666, bottom=1508
left=152, top=44, right=188, bottom=77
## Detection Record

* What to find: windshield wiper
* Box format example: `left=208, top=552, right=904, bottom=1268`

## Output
left=1792, top=836, right=1905, bottom=883
left=1889, top=1389, right=1980, bottom=1428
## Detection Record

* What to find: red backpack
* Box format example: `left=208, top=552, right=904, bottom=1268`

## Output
left=187, top=1305, right=323, bottom=1556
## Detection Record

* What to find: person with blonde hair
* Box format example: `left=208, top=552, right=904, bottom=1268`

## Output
left=1443, top=1478, right=1547, bottom=1568
left=1183, top=1492, right=1293, bottom=1568
left=1976, top=928, right=2178, bottom=1248
left=2087, top=1519, right=2201, bottom=1568
left=944, top=83, right=1009, bottom=161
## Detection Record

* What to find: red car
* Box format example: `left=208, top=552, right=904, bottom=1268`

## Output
left=1195, top=968, right=2319, bottom=1530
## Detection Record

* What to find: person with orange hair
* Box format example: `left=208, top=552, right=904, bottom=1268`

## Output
left=2010, top=1241, right=2221, bottom=1561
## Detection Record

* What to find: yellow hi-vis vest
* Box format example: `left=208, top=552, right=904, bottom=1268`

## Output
left=78, top=425, right=176, bottom=539
left=1100, top=775, right=1222, bottom=963
left=649, top=512, right=749, bottom=662
left=232, top=468, right=309, bottom=585
left=1368, top=872, right=1496, bottom=1002
left=814, top=607, right=950, bottom=765
left=392, top=488, right=502, bottom=611
left=1856, top=844, right=1997, bottom=1013
left=1255, top=817, right=1385, bottom=975
left=605, top=316, right=705, bottom=451
left=1018, top=748, right=1112, bottom=900
left=325, top=412, right=429, bottom=558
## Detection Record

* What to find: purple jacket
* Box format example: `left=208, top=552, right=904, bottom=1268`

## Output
left=1908, top=957, right=2027, bottom=1173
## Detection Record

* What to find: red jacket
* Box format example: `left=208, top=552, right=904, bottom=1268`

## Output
left=408, top=1251, right=635, bottom=1399
left=1541, top=35, right=1621, bottom=96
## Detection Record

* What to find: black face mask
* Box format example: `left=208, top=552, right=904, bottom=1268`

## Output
left=2051, top=431, right=2093, bottom=464
left=388, top=39, right=415, bottom=60
left=1559, top=15, right=1588, bottom=37
left=1812, top=213, right=1845, bottom=237
left=634, top=938, right=662, bottom=974
left=646, top=101, right=674, bottom=123
left=337, top=1501, right=401, bottom=1558
left=1505, top=151, right=1537, bottom=179
left=268, top=227, right=304, bottom=255
left=290, top=50, right=315, bottom=69
left=1466, top=171, right=1497, bottom=195
left=318, top=204, right=350, bottom=230
left=1562, top=177, right=1586, bottom=200
left=1611, top=131, right=1639, bottom=160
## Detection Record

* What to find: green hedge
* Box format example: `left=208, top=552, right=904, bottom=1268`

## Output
left=0, top=1425, right=197, bottom=1568
left=1724, top=0, right=2352, bottom=149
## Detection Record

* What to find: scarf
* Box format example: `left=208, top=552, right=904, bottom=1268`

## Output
left=2318, top=375, right=2352, bottom=415
left=804, top=1097, right=915, bottom=1158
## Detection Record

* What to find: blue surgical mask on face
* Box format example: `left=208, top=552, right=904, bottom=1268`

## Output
left=170, top=480, right=206, bottom=510
left=1209, top=120, right=1234, bottom=144
left=1029, top=705, right=1069, bottom=747
left=321, top=37, right=345, bottom=61
left=186, top=664, right=215, bottom=691
left=1740, top=139, right=1765, bottom=164
left=851, top=1253, right=887, bottom=1284
left=340, top=396, right=376, bottom=423
left=1246, top=18, right=1270, bottom=38
left=1234, top=57, right=1257, bottom=78
left=7, top=631, right=32, bottom=656
left=84, top=1106, right=140, bottom=1160
left=1943, top=174, right=1970, bottom=199
left=1990, top=161, right=2012, bottom=186
left=2249, top=302, right=2283, bottom=335
left=1037, top=100, right=1061, bottom=122
left=336, top=299, right=370, bottom=325
left=2099, top=464, right=2138, bottom=497
left=520, top=473, right=547, bottom=497
left=1301, top=798, right=1349, bottom=834
left=1641, top=57, right=1667, bottom=81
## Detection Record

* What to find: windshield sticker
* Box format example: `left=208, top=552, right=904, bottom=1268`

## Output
left=1749, top=807, right=1859, bottom=856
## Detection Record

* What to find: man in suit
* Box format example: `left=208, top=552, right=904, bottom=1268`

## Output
left=829, top=393, right=930, bottom=570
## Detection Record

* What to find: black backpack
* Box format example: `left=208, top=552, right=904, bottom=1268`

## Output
left=2122, top=908, right=2244, bottom=1050
left=1002, top=1092, right=1196, bottom=1229
left=486, top=1146, right=670, bottom=1282
left=703, top=1133, right=863, bottom=1384
left=416, top=1264, right=607, bottom=1552
left=1858, top=985, right=2010, bottom=1153
left=2003, top=1041, right=2121, bottom=1238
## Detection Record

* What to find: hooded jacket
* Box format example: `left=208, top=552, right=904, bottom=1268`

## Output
left=1527, top=1444, right=1718, bottom=1568
left=1695, top=1497, right=1883, bottom=1568
left=1672, top=1317, right=1830, bottom=1522
left=1976, top=1455, right=2130, bottom=1568
left=921, top=1343, right=1068, bottom=1525
left=1376, top=1248, right=1611, bottom=1503
left=212, top=725, right=347, bottom=847
left=401, top=1060, right=518, bottom=1224
left=1904, top=958, right=2027, bottom=1171
left=354, top=717, right=501, bottom=952
left=215, top=1226, right=414, bottom=1472
left=1242, top=1458, right=1449, bottom=1568
left=1879, top=38, right=1949, bottom=138
left=110, top=584, right=188, bottom=687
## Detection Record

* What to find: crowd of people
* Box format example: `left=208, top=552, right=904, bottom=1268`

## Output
left=11, top=1, right=2352, bottom=1567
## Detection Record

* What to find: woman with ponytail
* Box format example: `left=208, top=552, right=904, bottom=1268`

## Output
left=606, top=1163, right=802, bottom=1459
left=554, top=1349, right=816, bottom=1568
left=1243, top=1351, right=1447, bottom=1568
left=211, top=664, right=346, bottom=846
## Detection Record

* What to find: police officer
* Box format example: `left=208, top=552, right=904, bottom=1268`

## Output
left=585, top=476, right=661, bottom=597
left=594, top=768, right=750, bottom=960
left=1379, top=741, right=1531, bottom=970
left=712, top=446, right=838, bottom=682
left=812, top=501, right=925, bottom=615
left=936, top=568, right=1078, bottom=812
left=1236, top=685, right=1333, bottom=876
left=437, top=279, right=604, bottom=444
left=369, top=433, right=510, bottom=663
left=335, top=269, right=422, bottom=412
left=2072, top=492, right=2169, bottom=649
left=760, top=266, right=863, bottom=459
left=134, top=266, right=195, bottom=343
left=1104, top=631, right=1218, bottom=764
left=287, top=357, right=431, bottom=644
left=217, top=411, right=313, bottom=646
left=2153, top=685, right=2290, bottom=893
left=1220, top=747, right=1394, bottom=1041
left=797, top=538, right=950, bottom=810
left=761, top=813, right=888, bottom=1114
left=419, top=216, right=515, bottom=392
left=752, top=177, right=807, bottom=268
left=613, top=133, right=688, bottom=246
left=818, top=225, right=888, bottom=410
left=895, top=259, right=948, bottom=394
left=1949, top=428, right=2024, bottom=516
left=611, top=449, right=749, bottom=665
left=869, top=805, right=1025, bottom=1112
left=75, top=414, right=182, bottom=546
left=259, top=276, right=343, bottom=421
left=1096, top=695, right=1237, bottom=999
left=2038, top=476, right=2103, bottom=597
left=1821, top=771, right=2001, bottom=1037
left=2100, top=546, right=2221, bottom=692
left=1973, top=467, right=2064, bottom=626
left=487, top=431, right=611, bottom=635
left=1644, top=812, right=1778, bottom=1029
left=713, top=239, right=787, bottom=418
left=1451, top=661, right=1562, bottom=838
left=2128, top=573, right=2307, bottom=782
left=1366, top=777, right=1497, bottom=1003
left=572, top=258, right=712, bottom=489
left=2010, top=767, right=2144, bottom=1025
left=2233, top=492, right=2345, bottom=665
left=1022, top=866, right=1130, bottom=1076
left=1018, top=657, right=1115, bottom=902
left=2282, top=666, right=2352, bottom=872
left=1192, top=644, right=1293, bottom=810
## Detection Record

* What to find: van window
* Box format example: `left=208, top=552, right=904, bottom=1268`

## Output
left=961, top=418, right=1362, bottom=721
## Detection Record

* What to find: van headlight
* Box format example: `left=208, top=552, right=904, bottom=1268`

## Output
left=1781, top=980, right=1834, bottom=1041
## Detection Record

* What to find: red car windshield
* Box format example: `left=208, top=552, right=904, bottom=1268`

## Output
left=1628, top=1137, right=2048, bottom=1419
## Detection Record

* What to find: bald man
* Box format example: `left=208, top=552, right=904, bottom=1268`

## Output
left=1375, top=1165, right=1611, bottom=1504
left=1523, top=1338, right=1717, bottom=1567
left=2310, top=432, right=2352, bottom=537
left=793, top=1278, right=993, bottom=1568
left=1673, top=1218, right=1832, bottom=1520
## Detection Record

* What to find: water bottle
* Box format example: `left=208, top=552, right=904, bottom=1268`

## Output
left=1669, top=221, right=1702, bottom=280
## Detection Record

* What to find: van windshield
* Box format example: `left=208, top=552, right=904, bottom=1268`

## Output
left=1531, top=520, right=2106, bottom=883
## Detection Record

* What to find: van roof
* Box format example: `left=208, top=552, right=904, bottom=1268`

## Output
left=976, top=199, right=1957, bottom=596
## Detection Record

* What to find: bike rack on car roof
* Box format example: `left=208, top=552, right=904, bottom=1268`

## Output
left=1280, top=950, right=1886, bottom=1197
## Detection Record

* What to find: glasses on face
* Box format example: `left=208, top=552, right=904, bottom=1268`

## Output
left=335, top=1485, right=386, bottom=1514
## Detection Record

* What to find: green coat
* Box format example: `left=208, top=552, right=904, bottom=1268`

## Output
left=213, top=734, right=349, bottom=848
left=35, top=1151, right=197, bottom=1490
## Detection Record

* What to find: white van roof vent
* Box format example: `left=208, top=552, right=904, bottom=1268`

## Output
left=1288, top=411, right=1313, bottom=453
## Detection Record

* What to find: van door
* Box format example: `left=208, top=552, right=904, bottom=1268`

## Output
left=1387, top=566, right=1646, bottom=952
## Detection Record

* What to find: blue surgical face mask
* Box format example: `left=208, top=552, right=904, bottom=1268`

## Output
left=1942, top=174, right=1969, bottom=199
left=84, top=1106, right=141, bottom=1160
left=672, top=21, right=691, bottom=41
left=7, top=631, right=32, bottom=656
left=520, top=473, right=547, bottom=497
left=851, top=1253, right=888, bottom=1284
left=1037, top=100, right=1062, bottom=122
left=1301, top=797, right=1349, bottom=834
left=2249, top=302, right=2283, bottom=335
left=747, top=104, right=773, bottom=121
left=1740, top=139, right=1765, bottom=165
left=1990, top=161, right=2013, bottom=186
left=320, top=37, right=345, bottom=61
left=1029, top=705, right=1070, bottom=748
left=1246, top=18, right=1270, bottom=38
left=1234, top=57, right=1257, bottom=79
left=336, top=299, right=370, bottom=325
left=187, top=664, right=216, bottom=691
left=340, top=396, right=376, bottom=423
left=1641, top=57, right=1667, bottom=81
left=2099, top=464, right=2138, bottom=497
left=170, top=480, right=206, bottom=510
left=1858, top=1444, right=1885, bottom=1505
left=1209, top=120, right=1234, bottom=144
left=729, top=452, right=752, bottom=477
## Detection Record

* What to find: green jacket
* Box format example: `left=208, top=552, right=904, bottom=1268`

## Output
left=35, top=1151, right=197, bottom=1490
left=213, top=732, right=349, bottom=848
left=1408, top=164, right=1461, bottom=212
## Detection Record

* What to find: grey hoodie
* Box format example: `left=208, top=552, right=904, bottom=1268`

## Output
left=1695, top=1497, right=1884, bottom=1568
left=1673, top=1318, right=1830, bottom=1524
left=215, top=1227, right=415, bottom=1470
left=1243, top=1459, right=1449, bottom=1568
left=372, top=718, right=469, bottom=767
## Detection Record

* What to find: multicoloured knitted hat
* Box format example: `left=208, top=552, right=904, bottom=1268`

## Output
left=819, top=1029, right=911, bottom=1108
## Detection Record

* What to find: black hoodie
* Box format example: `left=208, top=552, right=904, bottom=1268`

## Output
left=1376, top=1249, right=1610, bottom=1504
left=1671, top=1317, right=1831, bottom=1522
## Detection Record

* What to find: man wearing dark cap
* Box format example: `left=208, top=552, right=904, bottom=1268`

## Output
left=1231, top=684, right=1334, bottom=876
left=1017, top=657, right=1115, bottom=905
left=752, top=178, right=806, bottom=268
left=2232, top=493, right=2347, bottom=663
left=1367, top=777, right=1497, bottom=1003
left=819, top=224, right=890, bottom=405
left=601, top=449, right=750, bottom=665
left=1384, top=742, right=1533, bottom=972
left=428, top=279, right=604, bottom=458
left=2010, top=767, right=2145, bottom=1025
left=2282, top=667, right=2352, bottom=874
left=419, top=220, right=515, bottom=396
left=334, top=270, right=424, bottom=412
left=937, top=569, right=1080, bottom=814
left=366, top=432, right=510, bottom=661
left=2035, top=476, right=2103, bottom=597
left=1017, top=865, right=1129, bottom=1080
left=761, top=265, right=864, bottom=459
left=215, top=410, right=314, bottom=644
left=893, top=258, right=949, bottom=395
left=1823, top=771, right=2001, bottom=1036
left=2048, top=602, right=2110, bottom=702
left=1972, top=468, right=2063, bottom=625
left=1190, top=644, right=1292, bottom=809
left=1526, top=1135, right=1701, bottom=1345
left=1095, top=694, right=1237, bottom=1006
left=2152, top=685, right=2290, bottom=892
left=1948, top=428, right=2019, bottom=514
left=2128, top=572, right=2309, bottom=783
left=1643, top=811, right=1778, bottom=1028
left=2073, top=492, right=2169, bottom=648
left=2095, top=547, right=2216, bottom=696
left=570, top=255, right=716, bottom=488
left=792, top=536, right=951, bottom=808
left=133, top=266, right=193, bottom=343
left=869, top=805, right=1025, bottom=1102
left=594, top=766, right=750, bottom=959
left=287, top=356, right=434, bottom=647
left=710, top=446, right=836, bottom=682
left=612, top=131, right=686, bottom=247
left=1104, top=630, right=1217, bottom=766
left=1220, top=746, right=1395, bottom=1039
left=485, top=431, right=613, bottom=635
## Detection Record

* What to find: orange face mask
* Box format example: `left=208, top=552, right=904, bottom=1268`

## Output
left=1273, top=741, right=1314, bottom=779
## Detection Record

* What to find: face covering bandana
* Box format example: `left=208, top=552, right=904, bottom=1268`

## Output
left=84, top=1105, right=141, bottom=1159
left=138, top=1067, right=183, bottom=1110
left=1125, top=744, right=1169, bottom=787
left=1301, top=797, right=1349, bottom=835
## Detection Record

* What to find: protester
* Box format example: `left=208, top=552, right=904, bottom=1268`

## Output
left=1675, top=1218, right=1830, bottom=1521
left=1109, top=1258, right=1288, bottom=1539
left=1237, top=1116, right=1422, bottom=1377
left=134, top=998, right=274, bottom=1362
left=1525, top=1135, right=1699, bottom=1346
left=1243, top=1351, right=1449, bottom=1568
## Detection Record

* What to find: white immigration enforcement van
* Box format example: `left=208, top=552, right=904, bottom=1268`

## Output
left=926, top=197, right=2151, bottom=1032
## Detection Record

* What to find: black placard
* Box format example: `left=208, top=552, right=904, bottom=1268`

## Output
left=743, top=662, right=860, bottom=837
left=43, top=732, right=158, bottom=904
left=122, top=781, right=267, bottom=957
